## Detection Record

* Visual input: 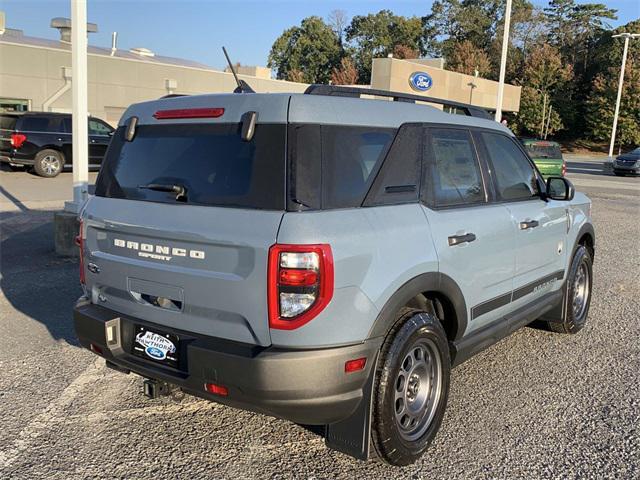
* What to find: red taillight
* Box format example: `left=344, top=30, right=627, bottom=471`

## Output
left=10, top=133, right=27, bottom=148
left=76, top=219, right=85, bottom=285
left=562, top=162, right=567, bottom=176
left=279, top=268, right=318, bottom=286
left=345, top=357, right=367, bottom=373
left=204, top=382, right=228, bottom=396
left=268, top=244, right=334, bottom=330
left=152, top=107, right=225, bottom=120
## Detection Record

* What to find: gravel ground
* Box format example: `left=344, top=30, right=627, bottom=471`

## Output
left=0, top=171, right=638, bottom=479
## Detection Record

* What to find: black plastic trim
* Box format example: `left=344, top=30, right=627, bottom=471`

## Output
left=304, top=85, right=491, bottom=119
left=452, top=288, right=563, bottom=366
left=470, top=269, right=565, bottom=321
left=512, top=270, right=564, bottom=302
left=74, top=301, right=381, bottom=426
left=367, top=272, right=468, bottom=342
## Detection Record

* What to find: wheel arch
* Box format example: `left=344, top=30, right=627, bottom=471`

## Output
left=367, top=272, right=468, bottom=343
left=575, top=223, right=595, bottom=261
left=38, top=146, right=66, bottom=159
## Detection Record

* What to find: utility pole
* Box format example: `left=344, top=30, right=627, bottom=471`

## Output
left=494, top=0, right=512, bottom=122
left=66, top=0, right=89, bottom=213
left=55, top=0, right=89, bottom=256
left=608, top=33, right=639, bottom=158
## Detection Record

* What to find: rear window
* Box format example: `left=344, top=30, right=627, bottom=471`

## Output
left=524, top=144, right=562, bottom=159
left=95, top=123, right=286, bottom=210
left=0, top=115, right=17, bottom=130
left=288, top=124, right=395, bottom=209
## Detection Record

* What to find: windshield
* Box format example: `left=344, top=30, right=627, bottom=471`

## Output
left=95, top=123, right=286, bottom=210
left=524, top=144, right=562, bottom=159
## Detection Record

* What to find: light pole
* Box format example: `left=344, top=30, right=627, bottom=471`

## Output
left=494, top=0, right=512, bottom=122
left=608, top=32, right=640, bottom=158
left=66, top=0, right=89, bottom=213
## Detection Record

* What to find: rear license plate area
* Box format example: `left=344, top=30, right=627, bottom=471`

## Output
left=132, top=325, right=180, bottom=369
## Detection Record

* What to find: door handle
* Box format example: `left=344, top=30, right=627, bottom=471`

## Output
left=519, top=220, right=539, bottom=230
left=448, top=233, right=476, bottom=246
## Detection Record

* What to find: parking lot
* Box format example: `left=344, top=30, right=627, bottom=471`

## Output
left=0, top=156, right=638, bottom=479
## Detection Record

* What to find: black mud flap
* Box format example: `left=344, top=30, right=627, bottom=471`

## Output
left=538, top=280, right=568, bottom=324
left=324, top=353, right=378, bottom=461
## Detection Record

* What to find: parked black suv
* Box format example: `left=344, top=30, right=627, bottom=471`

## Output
left=0, top=112, right=114, bottom=177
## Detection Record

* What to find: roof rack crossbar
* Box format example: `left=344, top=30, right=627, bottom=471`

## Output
left=303, top=84, right=491, bottom=119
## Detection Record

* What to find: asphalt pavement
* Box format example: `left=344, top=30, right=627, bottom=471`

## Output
left=0, top=157, right=638, bottom=479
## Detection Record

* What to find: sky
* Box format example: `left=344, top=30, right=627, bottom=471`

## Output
left=2, top=0, right=639, bottom=70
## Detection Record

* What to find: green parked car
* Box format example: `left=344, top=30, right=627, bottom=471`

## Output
left=520, top=139, right=566, bottom=178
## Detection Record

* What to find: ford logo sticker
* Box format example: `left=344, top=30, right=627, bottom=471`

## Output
left=409, top=72, right=433, bottom=92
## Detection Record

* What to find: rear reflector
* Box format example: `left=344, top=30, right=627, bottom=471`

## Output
left=153, top=107, right=225, bottom=120
left=345, top=357, right=367, bottom=373
left=204, top=382, right=228, bottom=396
left=90, top=343, right=103, bottom=355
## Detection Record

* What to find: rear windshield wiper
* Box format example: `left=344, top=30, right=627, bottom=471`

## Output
left=138, top=183, right=187, bottom=202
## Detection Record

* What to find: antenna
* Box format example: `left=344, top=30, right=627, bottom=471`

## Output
left=222, top=46, right=255, bottom=94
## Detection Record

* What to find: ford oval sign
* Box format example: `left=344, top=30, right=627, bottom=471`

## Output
left=409, top=72, right=433, bottom=92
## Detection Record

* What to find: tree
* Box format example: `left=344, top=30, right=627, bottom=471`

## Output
left=328, top=9, right=349, bottom=45
left=268, top=16, right=342, bottom=84
left=331, top=57, right=359, bottom=85
left=585, top=20, right=640, bottom=148
left=392, top=44, right=420, bottom=59
left=512, top=43, right=573, bottom=137
left=447, top=40, right=492, bottom=76
left=345, top=10, right=424, bottom=83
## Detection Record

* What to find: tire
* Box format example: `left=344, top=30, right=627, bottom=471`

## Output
left=33, top=149, right=64, bottom=178
left=548, top=245, right=593, bottom=334
left=371, top=308, right=451, bottom=466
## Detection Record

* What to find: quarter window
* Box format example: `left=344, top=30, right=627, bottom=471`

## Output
left=482, top=133, right=540, bottom=201
left=427, top=128, right=485, bottom=207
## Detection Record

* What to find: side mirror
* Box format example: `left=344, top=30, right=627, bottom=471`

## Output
left=546, top=176, right=575, bottom=201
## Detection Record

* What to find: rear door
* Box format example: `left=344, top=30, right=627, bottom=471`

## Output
left=479, top=132, right=566, bottom=306
left=421, top=127, right=516, bottom=333
left=85, top=119, right=287, bottom=346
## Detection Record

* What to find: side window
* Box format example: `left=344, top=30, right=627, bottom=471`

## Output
left=481, top=133, right=540, bottom=201
left=62, top=117, right=72, bottom=133
left=320, top=126, right=394, bottom=209
left=364, top=124, right=422, bottom=206
left=426, top=128, right=485, bottom=208
left=21, top=116, right=59, bottom=132
left=89, top=119, right=112, bottom=136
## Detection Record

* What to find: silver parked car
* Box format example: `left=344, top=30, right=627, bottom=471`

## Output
left=74, top=85, right=595, bottom=466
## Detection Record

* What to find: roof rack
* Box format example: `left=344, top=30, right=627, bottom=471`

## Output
left=304, top=84, right=492, bottom=120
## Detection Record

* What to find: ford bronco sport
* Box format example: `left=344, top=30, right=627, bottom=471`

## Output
left=74, top=85, right=595, bottom=466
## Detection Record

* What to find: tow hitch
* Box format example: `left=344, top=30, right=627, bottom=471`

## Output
left=143, top=378, right=175, bottom=399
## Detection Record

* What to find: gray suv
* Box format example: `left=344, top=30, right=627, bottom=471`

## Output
left=74, top=86, right=595, bottom=466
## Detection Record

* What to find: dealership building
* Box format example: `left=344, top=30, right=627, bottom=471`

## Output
left=0, top=13, right=521, bottom=125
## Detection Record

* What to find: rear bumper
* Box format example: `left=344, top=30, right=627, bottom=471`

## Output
left=0, top=152, right=35, bottom=165
left=74, top=299, right=381, bottom=425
